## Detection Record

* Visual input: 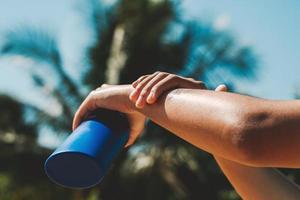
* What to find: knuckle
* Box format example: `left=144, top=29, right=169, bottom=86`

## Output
left=89, top=90, right=96, bottom=96
left=88, top=91, right=97, bottom=101
left=157, top=72, right=167, bottom=77
left=136, top=84, right=143, bottom=90
left=155, top=71, right=170, bottom=77
left=89, top=92, right=96, bottom=99
left=168, top=74, right=175, bottom=78
left=139, top=75, right=146, bottom=80
left=167, top=74, right=177, bottom=80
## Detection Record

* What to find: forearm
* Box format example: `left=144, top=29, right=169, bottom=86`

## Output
left=133, top=88, right=300, bottom=167
left=134, top=88, right=261, bottom=164
left=214, top=156, right=300, bottom=200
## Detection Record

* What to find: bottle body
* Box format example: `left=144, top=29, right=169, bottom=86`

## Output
left=44, top=109, right=129, bottom=189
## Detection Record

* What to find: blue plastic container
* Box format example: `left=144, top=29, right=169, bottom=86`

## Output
left=44, top=109, right=129, bottom=189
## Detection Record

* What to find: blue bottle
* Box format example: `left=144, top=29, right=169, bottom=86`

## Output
left=44, top=108, right=129, bottom=189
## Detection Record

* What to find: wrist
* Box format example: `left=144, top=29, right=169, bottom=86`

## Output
left=124, top=84, right=139, bottom=113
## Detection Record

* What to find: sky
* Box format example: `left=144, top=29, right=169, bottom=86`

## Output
left=183, top=0, right=300, bottom=99
left=0, top=0, right=300, bottom=147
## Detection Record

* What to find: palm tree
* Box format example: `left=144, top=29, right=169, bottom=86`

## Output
left=0, top=0, right=257, bottom=199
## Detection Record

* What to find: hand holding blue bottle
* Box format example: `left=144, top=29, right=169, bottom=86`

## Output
left=45, top=85, right=146, bottom=189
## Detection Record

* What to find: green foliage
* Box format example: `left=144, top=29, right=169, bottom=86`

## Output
left=0, top=95, right=36, bottom=142
left=0, top=95, right=72, bottom=199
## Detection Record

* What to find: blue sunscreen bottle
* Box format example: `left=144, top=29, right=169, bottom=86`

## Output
left=44, top=108, right=129, bottom=189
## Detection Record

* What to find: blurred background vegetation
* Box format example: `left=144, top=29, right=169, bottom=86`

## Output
left=0, top=0, right=299, bottom=199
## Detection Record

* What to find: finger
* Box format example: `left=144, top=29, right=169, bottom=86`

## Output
left=124, top=130, right=140, bottom=148
left=132, top=75, right=148, bottom=88
left=215, top=84, right=228, bottom=92
left=146, top=74, right=179, bottom=102
left=130, top=72, right=159, bottom=102
left=130, top=76, right=151, bottom=101
left=183, top=78, right=207, bottom=89
left=124, top=113, right=145, bottom=147
left=136, top=73, right=168, bottom=107
left=72, top=92, right=97, bottom=131
left=130, top=77, right=148, bottom=101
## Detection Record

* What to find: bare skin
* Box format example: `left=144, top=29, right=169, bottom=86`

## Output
left=215, top=157, right=300, bottom=200
left=72, top=73, right=300, bottom=168
left=128, top=73, right=300, bottom=200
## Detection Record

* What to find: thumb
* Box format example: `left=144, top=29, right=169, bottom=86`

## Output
left=215, top=84, right=228, bottom=92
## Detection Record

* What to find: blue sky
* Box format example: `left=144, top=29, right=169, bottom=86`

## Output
left=0, top=0, right=300, bottom=146
left=1, top=0, right=300, bottom=100
left=183, top=0, right=300, bottom=98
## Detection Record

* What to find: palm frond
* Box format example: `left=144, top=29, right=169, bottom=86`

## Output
left=181, top=22, right=257, bottom=83
left=1, top=26, right=83, bottom=104
left=29, top=72, right=74, bottom=126
left=221, top=46, right=258, bottom=78
left=24, top=103, right=70, bottom=133
left=1, top=26, right=61, bottom=67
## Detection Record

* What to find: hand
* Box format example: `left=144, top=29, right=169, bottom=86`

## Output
left=129, top=71, right=207, bottom=108
left=129, top=72, right=227, bottom=108
left=130, top=71, right=228, bottom=108
left=72, top=84, right=146, bottom=147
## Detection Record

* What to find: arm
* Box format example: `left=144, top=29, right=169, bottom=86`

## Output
left=136, top=88, right=300, bottom=167
left=215, top=156, right=300, bottom=200
left=74, top=73, right=300, bottom=200
left=213, top=85, right=300, bottom=199
left=129, top=75, right=300, bottom=199
left=131, top=76, right=300, bottom=199
left=73, top=84, right=300, bottom=167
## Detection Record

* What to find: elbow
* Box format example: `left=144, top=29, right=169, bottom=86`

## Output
left=230, top=124, right=260, bottom=166
left=227, top=108, right=271, bottom=166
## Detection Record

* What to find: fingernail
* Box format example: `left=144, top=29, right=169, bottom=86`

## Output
left=147, top=92, right=155, bottom=103
left=129, top=90, right=137, bottom=100
left=136, top=97, right=144, bottom=108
